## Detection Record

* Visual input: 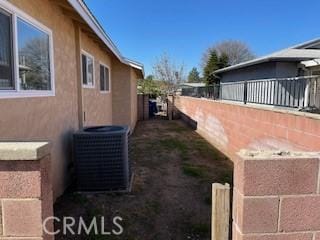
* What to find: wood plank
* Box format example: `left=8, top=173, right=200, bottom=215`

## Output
left=212, top=183, right=230, bottom=240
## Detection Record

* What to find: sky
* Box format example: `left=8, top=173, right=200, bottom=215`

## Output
left=85, top=0, right=320, bottom=76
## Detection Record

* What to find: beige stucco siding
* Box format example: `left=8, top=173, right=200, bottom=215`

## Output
left=130, top=69, right=139, bottom=130
left=112, top=62, right=140, bottom=131
left=112, top=61, right=131, bottom=128
left=3, top=0, right=79, bottom=198
left=0, top=0, right=141, bottom=199
left=80, top=32, right=113, bottom=127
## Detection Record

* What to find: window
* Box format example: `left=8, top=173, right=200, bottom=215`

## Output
left=0, top=9, right=14, bottom=90
left=0, top=2, right=54, bottom=98
left=18, top=18, right=51, bottom=90
left=100, top=64, right=110, bottom=92
left=81, top=52, right=94, bottom=88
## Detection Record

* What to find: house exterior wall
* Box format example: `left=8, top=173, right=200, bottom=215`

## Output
left=276, top=62, right=299, bottom=78
left=130, top=69, right=139, bottom=130
left=219, top=61, right=298, bottom=82
left=80, top=31, right=113, bottom=127
left=112, top=63, right=140, bottom=131
left=2, top=0, right=79, bottom=199
left=219, top=62, right=277, bottom=82
left=112, top=61, right=131, bottom=128
left=0, top=0, right=141, bottom=199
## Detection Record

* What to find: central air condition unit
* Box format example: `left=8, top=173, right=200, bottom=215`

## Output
left=73, top=125, right=130, bottom=192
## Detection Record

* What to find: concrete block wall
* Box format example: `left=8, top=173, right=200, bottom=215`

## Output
left=233, top=150, right=320, bottom=240
left=0, top=142, right=53, bottom=240
left=173, top=96, right=320, bottom=160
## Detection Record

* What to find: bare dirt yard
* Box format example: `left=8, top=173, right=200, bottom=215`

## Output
left=54, top=119, right=233, bottom=240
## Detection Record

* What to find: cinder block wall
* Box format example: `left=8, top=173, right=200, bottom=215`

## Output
left=173, top=96, right=320, bottom=160
left=233, top=150, right=320, bottom=240
left=0, top=142, right=53, bottom=240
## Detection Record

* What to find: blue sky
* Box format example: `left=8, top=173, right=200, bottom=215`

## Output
left=86, top=0, right=320, bottom=76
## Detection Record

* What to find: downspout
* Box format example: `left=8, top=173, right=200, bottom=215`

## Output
left=74, top=22, right=84, bottom=129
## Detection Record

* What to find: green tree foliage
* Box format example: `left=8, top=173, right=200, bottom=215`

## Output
left=203, top=50, right=229, bottom=85
left=187, top=67, right=201, bottom=83
left=137, top=75, right=171, bottom=97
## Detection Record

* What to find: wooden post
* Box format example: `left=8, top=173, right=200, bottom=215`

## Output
left=212, top=183, right=230, bottom=240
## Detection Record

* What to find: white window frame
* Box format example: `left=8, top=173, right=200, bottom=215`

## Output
left=0, top=0, right=55, bottom=99
left=99, top=62, right=111, bottom=93
left=81, top=50, right=95, bottom=89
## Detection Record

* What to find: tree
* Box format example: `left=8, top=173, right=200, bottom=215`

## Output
left=153, top=53, right=185, bottom=92
left=201, top=40, right=255, bottom=68
left=187, top=67, right=201, bottom=83
left=203, top=50, right=229, bottom=85
left=137, top=75, right=171, bottom=97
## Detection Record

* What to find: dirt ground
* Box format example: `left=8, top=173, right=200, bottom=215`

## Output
left=54, top=119, right=233, bottom=240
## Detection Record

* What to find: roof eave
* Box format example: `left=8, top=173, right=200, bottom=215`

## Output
left=67, top=0, right=144, bottom=74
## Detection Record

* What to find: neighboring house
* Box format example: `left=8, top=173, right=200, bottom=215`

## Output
left=0, top=0, right=144, bottom=199
left=180, top=83, right=206, bottom=88
left=214, top=39, right=320, bottom=109
left=177, top=83, right=205, bottom=95
left=215, top=39, right=320, bottom=82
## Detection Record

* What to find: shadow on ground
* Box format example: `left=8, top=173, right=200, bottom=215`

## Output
left=54, top=119, right=233, bottom=240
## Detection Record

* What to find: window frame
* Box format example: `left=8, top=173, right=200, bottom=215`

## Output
left=0, top=0, right=55, bottom=99
left=99, top=62, right=111, bottom=93
left=81, top=50, right=95, bottom=89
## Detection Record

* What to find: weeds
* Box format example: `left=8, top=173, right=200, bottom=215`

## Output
left=182, top=164, right=208, bottom=178
left=158, top=138, right=189, bottom=161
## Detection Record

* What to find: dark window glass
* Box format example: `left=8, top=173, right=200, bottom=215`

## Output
left=0, top=9, right=14, bottom=90
left=100, top=65, right=105, bottom=90
left=18, top=18, right=51, bottom=90
left=99, top=65, right=109, bottom=91
left=82, top=54, right=87, bottom=85
left=105, top=67, right=109, bottom=91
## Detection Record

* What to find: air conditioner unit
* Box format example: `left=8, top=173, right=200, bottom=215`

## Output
left=73, top=125, right=130, bottom=192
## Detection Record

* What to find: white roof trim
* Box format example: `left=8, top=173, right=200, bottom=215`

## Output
left=301, top=59, right=320, bottom=68
left=215, top=38, right=320, bottom=74
left=67, top=0, right=144, bottom=75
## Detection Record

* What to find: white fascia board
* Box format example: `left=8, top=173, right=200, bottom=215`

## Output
left=67, top=0, right=144, bottom=74
left=124, top=58, right=145, bottom=77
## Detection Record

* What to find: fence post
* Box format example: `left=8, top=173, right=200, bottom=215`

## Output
left=212, top=183, right=230, bottom=240
left=243, top=80, right=248, bottom=104
left=304, top=77, right=311, bottom=108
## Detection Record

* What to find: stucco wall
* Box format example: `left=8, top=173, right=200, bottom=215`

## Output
left=80, top=31, right=113, bottom=127
left=0, top=0, right=141, bottom=199
left=130, top=69, right=139, bottom=130
left=112, top=62, right=139, bottom=131
left=3, top=0, right=79, bottom=199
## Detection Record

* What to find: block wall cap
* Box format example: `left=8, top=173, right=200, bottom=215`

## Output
left=238, top=149, right=320, bottom=160
left=0, top=142, right=51, bottom=161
